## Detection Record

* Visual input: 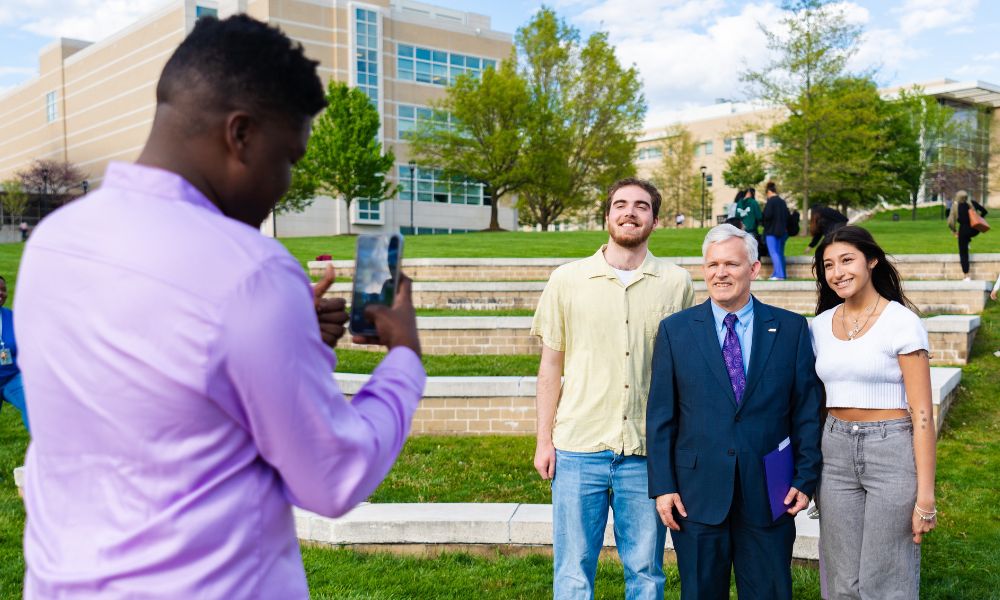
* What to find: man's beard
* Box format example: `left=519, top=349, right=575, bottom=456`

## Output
left=609, top=220, right=653, bottom=248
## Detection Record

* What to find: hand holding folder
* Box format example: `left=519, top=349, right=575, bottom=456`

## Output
left=762, top=437, right=796, bottom=521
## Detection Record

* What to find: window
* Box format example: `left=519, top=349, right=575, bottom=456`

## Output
left=355, top=9, right=379, bottom=103
left=397, top=44, right=497, bottom=86
left=637, top=147, right=663, bottom=161
left=195, top=6, right=217, bottom=18
left=703, top=141, right=713, bottom=155
left=397, top=104, right=449, bottom=139
left=398, top=164, right=488, bottom=205
left=706, top=174, right=714, bottom=187
left=723, top=137, right=733, bottom=153
left=757, top=133, right=766, bottom=149
left=45, top=91, right=57, bottom=123
left=354, top=198, right=381, bottom=222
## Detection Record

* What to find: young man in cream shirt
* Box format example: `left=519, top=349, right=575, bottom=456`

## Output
left=531, top=178, right=695, bottom=599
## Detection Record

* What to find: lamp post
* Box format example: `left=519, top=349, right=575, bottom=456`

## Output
left=699, top=165, right=707, bottom=227
left=408, top=160, right=416, bottom=235
left=40, top=167, right=50, bottom=221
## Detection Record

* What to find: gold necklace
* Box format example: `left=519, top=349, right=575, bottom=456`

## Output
left=840, top=296, right=880, bottom=340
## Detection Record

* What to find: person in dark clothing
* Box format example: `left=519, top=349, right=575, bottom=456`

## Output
left=947, top=190, right=988, bottom=279
left=762, top=181, right=791, bottom=279
left=805, top=205, right=849, bottom=251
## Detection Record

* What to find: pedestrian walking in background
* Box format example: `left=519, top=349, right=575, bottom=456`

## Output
left=947, top=190, right=988, bottom=280
left=805, top=205, right=849, bottom=252
left=762, top=181, right=791, bottom=280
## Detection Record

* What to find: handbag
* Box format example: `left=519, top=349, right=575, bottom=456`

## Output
left=969, top=205, right=990, bottom=233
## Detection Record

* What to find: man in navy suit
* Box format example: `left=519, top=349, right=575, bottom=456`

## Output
left=646, top=224, right=822, bottom=599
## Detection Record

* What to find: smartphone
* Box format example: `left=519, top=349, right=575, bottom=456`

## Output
left=349, top=233, right=404, bottom=336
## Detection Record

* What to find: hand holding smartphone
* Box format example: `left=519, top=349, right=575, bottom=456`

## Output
left=346, top=234, right=420, bottom=356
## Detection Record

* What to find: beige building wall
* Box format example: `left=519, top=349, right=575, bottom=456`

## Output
left=0, top=0, right=515, bottom=235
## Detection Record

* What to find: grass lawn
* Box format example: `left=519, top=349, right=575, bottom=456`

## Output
left=280, top=207, right=994, bottom=265
left=335, top=349, right=539, bottom=377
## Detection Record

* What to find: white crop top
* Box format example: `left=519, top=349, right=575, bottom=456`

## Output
left=810, top=300, right=929, bottom=410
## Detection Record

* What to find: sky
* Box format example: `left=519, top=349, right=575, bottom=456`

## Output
left=1, top=0, right=998, bottom=127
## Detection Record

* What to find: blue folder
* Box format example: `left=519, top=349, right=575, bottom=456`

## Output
left=762, top=437, right=793, bottom=521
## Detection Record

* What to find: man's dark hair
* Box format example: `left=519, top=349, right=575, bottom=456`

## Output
left=604, top=177, right=662, bottom=218
left=156, top=15, right=326, bottom=123
left=765, top=181, right=778, bottom=194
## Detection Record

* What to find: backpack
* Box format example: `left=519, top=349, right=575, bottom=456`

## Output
left=787, top=209, right=801, bottom=236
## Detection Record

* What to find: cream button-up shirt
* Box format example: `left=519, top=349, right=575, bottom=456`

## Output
left=531, top=246, right=695, bottom=456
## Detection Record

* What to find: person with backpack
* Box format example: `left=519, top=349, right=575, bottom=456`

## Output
left=803, top=205, right=847, bottom=252
left=762, top=181, right=791, bottom=280
left=947, top=190, right=988, bottom=280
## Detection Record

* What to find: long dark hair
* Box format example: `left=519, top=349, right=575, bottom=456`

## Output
left=813, top=226, right=911, bottom=314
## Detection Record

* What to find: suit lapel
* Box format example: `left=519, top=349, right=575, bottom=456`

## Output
left=690, top=300, right=738, bottom=407
left=740, top=298, right=778, bottom=409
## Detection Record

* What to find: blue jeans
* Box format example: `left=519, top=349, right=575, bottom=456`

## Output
left=1, top=373, right=29, bottom=432
left=766, top=235, right=788, bottom=279
left=552, top=450, right=666, bottom=600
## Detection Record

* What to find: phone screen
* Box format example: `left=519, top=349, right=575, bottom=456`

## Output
left=349, top=234, right=403, bottom=335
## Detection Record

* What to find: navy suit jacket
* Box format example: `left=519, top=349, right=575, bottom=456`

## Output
left=646, top=298, right=822, bottom=527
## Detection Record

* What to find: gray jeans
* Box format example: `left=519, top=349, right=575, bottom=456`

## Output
left=819, top=415, right=920, bottom=599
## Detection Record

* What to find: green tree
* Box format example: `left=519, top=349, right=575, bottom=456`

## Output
left=290, top=81, right=396, bottom=234
left=0, top=179, right=30, bottom=225
left=771, top=77, right=895, bottom=213
left=882, top=87, right=958, bottom=220
left=515, top=9, right=645, bottom=230
left=722, top=141, right=767, bottom=190
left=410, top=58, right=533, bottom=230
left=650, top=125, right=700, bottom=223
left=742, top=0, right=864, bottom=210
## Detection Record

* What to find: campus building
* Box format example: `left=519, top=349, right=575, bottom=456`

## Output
left=0, top=0, right=516, bottom=237
left=636, top=80, right=1000, bottom=226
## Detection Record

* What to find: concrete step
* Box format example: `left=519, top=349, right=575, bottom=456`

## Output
left=294, top=502, right=822, bottom=561
left=341, top=315, right=980, bottom=366
left=311, top=253, right=1000, bottom=283
left=335, top=367, right=962, bottom=436
left=327, top=279, right=991, bottom=315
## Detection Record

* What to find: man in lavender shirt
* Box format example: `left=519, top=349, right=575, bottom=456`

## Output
left=14, top=16, right=425, bottom=598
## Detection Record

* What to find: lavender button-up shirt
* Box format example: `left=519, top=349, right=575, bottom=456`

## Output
left=15, top=162, right=425, bottom=598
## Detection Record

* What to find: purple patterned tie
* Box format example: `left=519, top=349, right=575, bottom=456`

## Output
left=723, top=313, right=746, bottom=405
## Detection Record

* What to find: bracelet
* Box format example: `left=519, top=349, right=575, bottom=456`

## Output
left=914, top=504, right=937, bottom=521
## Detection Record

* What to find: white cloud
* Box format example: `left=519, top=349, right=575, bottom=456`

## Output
left=0, top=66, right=36, bottom=77
left=0, top=0, right=168, bottom=42
left=893, top=0, right=979, bottom=35
left=566, top=1, right=784, bottom=127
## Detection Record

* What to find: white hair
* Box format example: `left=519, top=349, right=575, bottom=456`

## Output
left=702, top=224, right=759, bottom=264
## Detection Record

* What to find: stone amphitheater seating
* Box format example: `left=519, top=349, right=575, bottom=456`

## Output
left=341, top=315, right=980, bottom=366
left=327, top=279, right=989, bottom=314
left=310, top=253, right=1000, bottom=282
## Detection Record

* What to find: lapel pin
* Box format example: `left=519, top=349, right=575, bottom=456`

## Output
left=768, top=328, right=777, bottom=332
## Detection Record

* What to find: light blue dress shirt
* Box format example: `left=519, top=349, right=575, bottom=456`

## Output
left=711, top=296, right=754, bottom=373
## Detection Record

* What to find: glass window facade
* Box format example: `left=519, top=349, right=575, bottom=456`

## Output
left=45, top=91, right=57, bottom=123
left=396, top=44, right=497, bottom=86
left=398, top=165, right=490, bottom=206
left=355, top=9, right=379, bottom=103
left=706, top=174, right=714, bottom=187
left=723, top=137, right=733, bottom=152
left=637, top=146, right=663, bottom=161
left=397, top=104, right=450, bottom=139
left=355, top=199, right=381, bottom=222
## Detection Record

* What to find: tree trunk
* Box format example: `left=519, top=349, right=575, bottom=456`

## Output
left=344, top=197, right=352, bottom=235
left=912, top=190, right=918, bottom=221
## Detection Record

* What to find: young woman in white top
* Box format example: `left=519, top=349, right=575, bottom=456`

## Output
left=809, top=226, right=937, bottom=599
